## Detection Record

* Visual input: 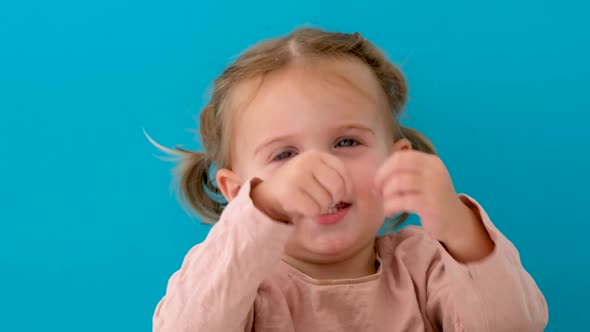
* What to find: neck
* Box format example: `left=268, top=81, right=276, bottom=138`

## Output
left=283, top=241, right=378, bottom=280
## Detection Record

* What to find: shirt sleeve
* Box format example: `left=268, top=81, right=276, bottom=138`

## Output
left=152, top=179, right=294, bottom=332
left=425, top=194, right=549, bottom=332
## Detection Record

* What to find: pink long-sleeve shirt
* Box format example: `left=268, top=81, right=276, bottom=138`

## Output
left=153, top=180, right=548, bottom=331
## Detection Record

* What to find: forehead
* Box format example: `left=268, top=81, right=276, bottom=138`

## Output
left=232, top=57, right=385, bottom=115
left=227, top=58, right=390, bottom=162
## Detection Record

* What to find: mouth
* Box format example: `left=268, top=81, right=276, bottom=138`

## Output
left=322, top=202, right=352, bottom=215
left=316, top=202, right=352, bottom=225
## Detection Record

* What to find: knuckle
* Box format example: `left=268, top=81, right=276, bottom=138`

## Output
left=333, top=180, right=344, bottom=196
left=307, top=202, right=321, bottom=216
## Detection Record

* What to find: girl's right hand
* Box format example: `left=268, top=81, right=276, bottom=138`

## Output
left=250, top=151, right=352, bottom=224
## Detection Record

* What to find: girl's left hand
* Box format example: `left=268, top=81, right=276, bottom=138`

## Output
left=373, top=150, right=470, bottom=244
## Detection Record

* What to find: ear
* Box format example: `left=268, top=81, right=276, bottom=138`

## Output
left=392, top=138, right=412, bottom=152
left=216, top=168, right=243, bottom=202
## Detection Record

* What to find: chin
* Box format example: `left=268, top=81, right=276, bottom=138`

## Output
left=302, top=231, right=362, bottom=258
left=288, top=212, right=380, bottom=261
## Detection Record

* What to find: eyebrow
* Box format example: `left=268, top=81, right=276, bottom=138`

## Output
left=253, top=124, right=375, bottom=156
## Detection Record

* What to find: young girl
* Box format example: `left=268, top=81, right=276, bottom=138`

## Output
left=150, top=28, right=548, bottom=331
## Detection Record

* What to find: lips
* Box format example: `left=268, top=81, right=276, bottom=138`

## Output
left=316, top=202, right=352, bottom=225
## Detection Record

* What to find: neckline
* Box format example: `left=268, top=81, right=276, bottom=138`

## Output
left=279, top=249, right=384, bottom=286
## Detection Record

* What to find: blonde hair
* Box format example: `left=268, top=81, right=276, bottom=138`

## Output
left=149, top=28, right=436, bottom=227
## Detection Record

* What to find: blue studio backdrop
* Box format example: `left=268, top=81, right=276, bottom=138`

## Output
left=0, top=1, right=588, bottom=331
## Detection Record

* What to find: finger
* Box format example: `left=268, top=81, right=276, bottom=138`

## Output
left=382, top=191, right=422, bottom=217
left=320, top=154, right=352, bottom=201
left=299, top=177, right=333, bottom=214
left=381, top=172, right=423, bottom=198
left=290, top=188, right=324, bottom=217
left=374, top=151, right=423, bottom=192
left=312, top=162, right=345, bottom=206
left=375, top=151, right=423, bottom=188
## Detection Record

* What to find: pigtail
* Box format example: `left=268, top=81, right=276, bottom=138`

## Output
left=144, top=101, right=225, bottom=224
left=174, top=148, right=223, bottom=224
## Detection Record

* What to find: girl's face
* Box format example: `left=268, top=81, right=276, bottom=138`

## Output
left=224, top=58, right=409, bottom=266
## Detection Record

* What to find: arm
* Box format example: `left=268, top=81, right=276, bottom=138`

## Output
left=152, top=180, right=293, bottom=332
left=426, top=194, right=548, bottom=331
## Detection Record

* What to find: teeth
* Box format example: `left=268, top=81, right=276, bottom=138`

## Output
left=322, top=202, right=351, bottom=215
left=324, top=206, right=339, bottom=215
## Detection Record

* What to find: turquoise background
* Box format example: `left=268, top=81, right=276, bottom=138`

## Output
left=1, top=0, right=588, bottom=331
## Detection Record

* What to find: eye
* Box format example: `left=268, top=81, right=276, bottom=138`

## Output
left=272, top=150, right=297, bottom=161
left=335, top=138, right=359, bottom=148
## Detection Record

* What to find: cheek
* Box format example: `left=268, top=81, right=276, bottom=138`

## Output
left=239, top=159, right=276, bottom=183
